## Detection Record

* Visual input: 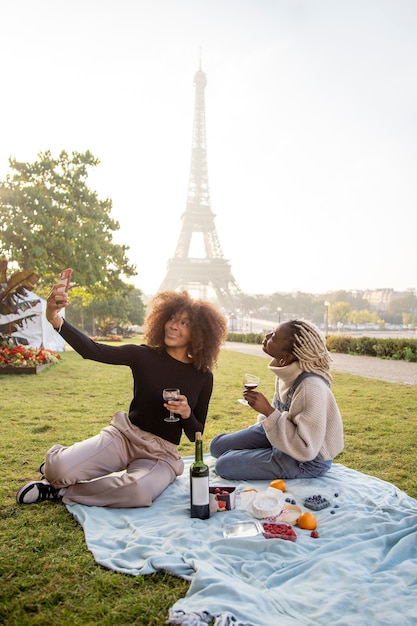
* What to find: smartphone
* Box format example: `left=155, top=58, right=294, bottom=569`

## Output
left=56, top=268, right=73, bottom=304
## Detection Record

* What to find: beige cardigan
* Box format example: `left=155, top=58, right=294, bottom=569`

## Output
left=257, top=361, right=344, bottom=462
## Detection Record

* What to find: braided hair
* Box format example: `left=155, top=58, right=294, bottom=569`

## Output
left=286, top=319, right=332, bottom=384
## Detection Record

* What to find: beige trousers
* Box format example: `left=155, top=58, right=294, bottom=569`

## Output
left=44, top=411, right=184, bottom=508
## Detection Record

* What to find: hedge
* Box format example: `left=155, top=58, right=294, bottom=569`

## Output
left=227, top=332, right=417, bottom=362
left=325, top=335, right=417, bottom=362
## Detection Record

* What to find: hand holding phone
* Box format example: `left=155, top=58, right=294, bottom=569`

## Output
left=56, top=268, right=72, bottom=304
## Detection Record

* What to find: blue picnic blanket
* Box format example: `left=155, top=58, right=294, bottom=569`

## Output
left=67, top=457, right=417, bottom=626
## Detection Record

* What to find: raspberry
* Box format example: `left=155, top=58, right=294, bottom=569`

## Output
left=310, top=530, right=319, bottom=538
left=262, top=522, right=297, bottom=541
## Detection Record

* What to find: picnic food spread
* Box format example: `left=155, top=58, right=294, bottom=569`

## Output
left=217, top=476, right=338, bottom=541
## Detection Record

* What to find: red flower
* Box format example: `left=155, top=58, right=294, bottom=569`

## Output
left=0, top=341, right=61, bottom=368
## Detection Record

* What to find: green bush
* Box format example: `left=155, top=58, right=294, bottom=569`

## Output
left=353, top=337, right=378, bottom=356
left=403, top=346, right=417, bottom=362
left=373, top=339, right=402, bottom=359
left=229, top=332, right=417, bottom=362
left=326, top=335, right=355, bottom=354
left=326, top=334, right=417, bottom=361
left=227, top=332, right=264, bottom=344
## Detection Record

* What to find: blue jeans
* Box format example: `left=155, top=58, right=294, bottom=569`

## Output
left=209, top=423, right=332, bottom=481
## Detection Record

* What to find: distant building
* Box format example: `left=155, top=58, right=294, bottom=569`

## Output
left=362, top=288, right=413, bottom=310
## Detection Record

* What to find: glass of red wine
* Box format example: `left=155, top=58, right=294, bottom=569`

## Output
left=238, top=374, right=260, bottom=405
left=163, top=388, right=180, bottom=422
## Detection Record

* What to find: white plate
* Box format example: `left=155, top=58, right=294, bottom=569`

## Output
left=276, top=504, right=302, bottom=524
left=237, top=399, right=249, bottom=406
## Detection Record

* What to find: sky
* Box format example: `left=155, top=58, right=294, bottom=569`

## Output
left=1, top=0, right=416, bottom=297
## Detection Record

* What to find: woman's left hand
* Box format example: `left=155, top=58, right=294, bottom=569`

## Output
left=164, top=394, right=191, bottom=419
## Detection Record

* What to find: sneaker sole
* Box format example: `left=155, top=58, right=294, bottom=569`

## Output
left=16, top=481, right=43, bottom=504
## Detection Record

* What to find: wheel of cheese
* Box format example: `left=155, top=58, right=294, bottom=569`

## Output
left=252, top=495, right=283, bottom=519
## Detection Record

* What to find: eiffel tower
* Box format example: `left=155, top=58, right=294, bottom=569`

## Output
left=158, top=60, right=242, bottom=311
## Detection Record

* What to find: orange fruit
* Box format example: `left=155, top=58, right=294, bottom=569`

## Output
left=269, top=479, right=286, bottom=492
left=297, top=511, right=317, bottom=530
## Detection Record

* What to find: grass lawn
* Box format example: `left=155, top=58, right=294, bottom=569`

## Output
left=1, top=341, right=416, bottom=625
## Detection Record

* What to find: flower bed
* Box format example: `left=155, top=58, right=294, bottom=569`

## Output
left=0, top=364, right=52, bottom=375
left=0, top=343, right=61, bottom=373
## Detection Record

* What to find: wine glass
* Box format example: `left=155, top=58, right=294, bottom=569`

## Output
left=238, top=374, right=260, bottom=405
left=163, top=388, right=180, bottom=422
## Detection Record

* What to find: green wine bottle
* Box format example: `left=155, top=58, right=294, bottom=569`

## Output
left=190, top=432, right=210, bottom=519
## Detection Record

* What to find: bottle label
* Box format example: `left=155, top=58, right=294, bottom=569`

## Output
left=191, top=476, right=209, bottom=505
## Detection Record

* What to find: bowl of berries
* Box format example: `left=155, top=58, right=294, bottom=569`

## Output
left=262, top=522, right=297, bottom=541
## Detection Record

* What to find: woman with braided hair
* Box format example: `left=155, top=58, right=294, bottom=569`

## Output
left=210, top=319, right=344, bottom=480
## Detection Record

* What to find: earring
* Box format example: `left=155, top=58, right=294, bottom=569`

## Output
left=278, top=358, right=286, bottom=366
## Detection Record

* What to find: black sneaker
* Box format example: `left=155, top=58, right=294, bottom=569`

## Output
left=16, top=480, right=62, bottom=504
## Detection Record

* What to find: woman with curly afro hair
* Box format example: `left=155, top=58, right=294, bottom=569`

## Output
left=17, top=289, right=227, bottom=509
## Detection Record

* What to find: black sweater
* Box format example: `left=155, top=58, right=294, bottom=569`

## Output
left=59, top=320, right=213, bottom=445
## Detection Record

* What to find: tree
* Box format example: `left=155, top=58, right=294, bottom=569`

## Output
left=66, top=285, right=145, bottom=335
left=328, top=302, right=351, bottom=326
left=328, top=290, right=368, bottom=310
left=0, top=150, right=136, bottom=293
left=348, top=309, right=384, bottom=326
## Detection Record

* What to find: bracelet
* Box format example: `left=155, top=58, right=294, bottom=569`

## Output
left=56, top=317, right=64, bottom=333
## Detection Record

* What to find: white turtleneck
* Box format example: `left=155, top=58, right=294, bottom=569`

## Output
left=268, top=360, right=303, bottom=404
left=257, top=360, right=344, bottom=462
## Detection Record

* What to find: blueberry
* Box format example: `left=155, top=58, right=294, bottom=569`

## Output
left=304, top=494, right=330, bottom=510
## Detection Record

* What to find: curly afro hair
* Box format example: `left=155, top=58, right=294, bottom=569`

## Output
left=143, top=291, right=227, bottom=371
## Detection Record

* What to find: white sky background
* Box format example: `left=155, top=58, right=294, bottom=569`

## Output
left=0, top=0, right=416, bottom=297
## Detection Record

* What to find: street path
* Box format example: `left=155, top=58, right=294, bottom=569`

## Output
left=223, top=341, right=417, bottom=386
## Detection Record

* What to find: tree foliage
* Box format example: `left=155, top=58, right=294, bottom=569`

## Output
left=66, top=285, right=146, bottom=335
left=0, top=150, right=136, bottom=293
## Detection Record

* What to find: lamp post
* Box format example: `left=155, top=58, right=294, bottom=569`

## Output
left=277, top=307, right=282, bottom=324
left=236, top=308, right=241, bottom=331
left=324, top=301, right=330, bottom=337
left=229, top=312, right=236, bottom=332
